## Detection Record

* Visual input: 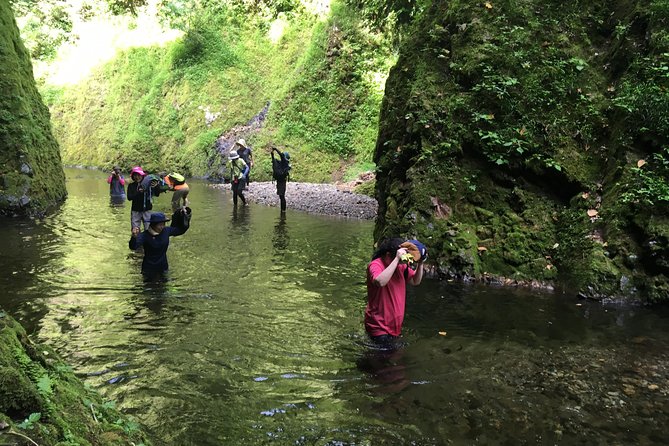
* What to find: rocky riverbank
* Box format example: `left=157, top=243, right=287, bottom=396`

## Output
left=210, top=181, right=378, bottom=220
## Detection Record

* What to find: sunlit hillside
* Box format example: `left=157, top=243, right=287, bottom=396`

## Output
left=17, top=0, right=391, bottom=182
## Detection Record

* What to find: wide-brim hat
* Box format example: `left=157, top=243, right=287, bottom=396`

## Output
left=149, top=212, right=170, bottom=224
left=400, top=241, right=421, bottom=262
left=228, top=151, right=240, bottom=160
left=130, top=166, right=146, bottom=176
left=236, top=138, right=247, bottom=148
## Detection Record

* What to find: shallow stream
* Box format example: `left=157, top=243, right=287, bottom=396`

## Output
left=1, top=168, right=668, bottom=445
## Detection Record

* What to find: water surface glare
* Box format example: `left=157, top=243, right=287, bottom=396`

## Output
left=1, top=168, right=668, bottom=445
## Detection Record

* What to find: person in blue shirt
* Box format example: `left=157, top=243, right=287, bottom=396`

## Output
left=129, top=209, right=191, bottom=275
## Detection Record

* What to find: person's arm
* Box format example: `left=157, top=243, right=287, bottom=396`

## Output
left=107, top=175, right=113, bottom=184
left=129, top=227, right=144, bottom=250
left=373, top=248, right=407, bottom=287
left=249, top=149, right=254, bottom=167
left=119, top=176, right=125, bottom=186
left=240, top=160, right=250, bottom=179
left=409, top=262, right=424, bottom=286
left=168, top=210, right=191, bottom=237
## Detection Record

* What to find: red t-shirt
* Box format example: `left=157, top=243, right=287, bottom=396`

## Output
left=365, top=258, right=416, bottom=337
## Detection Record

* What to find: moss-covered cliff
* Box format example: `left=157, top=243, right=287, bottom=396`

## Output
left=0, top=310, right=150, bottom=445
left=0, top=1, right=66, bottom=216
left=375, top=0, right=669, bottom=302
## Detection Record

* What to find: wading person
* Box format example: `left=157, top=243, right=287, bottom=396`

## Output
left=129, top=209, right=191, bottom=275
left=235, top=139, right=253, bottom=186
left=127, top=166, right=152, bottom=231
left=271, top=148, right=291, bottom=212
left=108, top=165, right=126, bottom=197
left=163, top=172, right=190, bottom=212
left=365, top=238, right=426, bottom=349
left=108, top=165, right=126, bottom=204
left=227, top=150, right=249, bottom=206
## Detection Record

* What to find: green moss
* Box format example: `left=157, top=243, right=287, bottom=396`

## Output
left=0, top=367, right=45, bottom=417
left=0, top=1, right=66, bottom=216
left=374, top=0, right=669, bottom=301
left=0, top=313, right=151, bottom=445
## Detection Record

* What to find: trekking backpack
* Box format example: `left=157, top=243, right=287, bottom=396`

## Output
left=272, top=153, right=291, bottom=180
left=167, top=172, right=186, bottom=185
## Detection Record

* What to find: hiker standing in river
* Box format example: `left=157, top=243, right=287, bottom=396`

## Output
left=227, top=150, right=249, bottom=206
left=129, top=209, right=191, bottom=276
left=163, top=172, right=190, bottom=212
left=271, top=147, right=291, bottom=212
left=365, top=238, right=426, bottom=349
left=108, top=165, right=126, bottom=204
left=235, top=139, right=254, bottom=187
left=126, top=166, right=162, bottom=231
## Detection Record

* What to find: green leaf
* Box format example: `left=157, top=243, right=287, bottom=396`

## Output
left=37, top=374, right=53, bottom=396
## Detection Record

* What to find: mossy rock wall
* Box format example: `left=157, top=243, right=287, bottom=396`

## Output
left=0, top=310, right=150, bottom=445
left=0, top=2, right=66, bottom=216
left=375, top=0, right=669, bottom=302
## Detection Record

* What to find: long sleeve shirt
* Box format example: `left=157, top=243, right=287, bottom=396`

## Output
left=129, top=223, right=189, bottom=273
left=107, top=175, right=126, bottom=196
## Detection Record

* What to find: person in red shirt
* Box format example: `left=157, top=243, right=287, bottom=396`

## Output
left=365, top=238, right=425, bottom=348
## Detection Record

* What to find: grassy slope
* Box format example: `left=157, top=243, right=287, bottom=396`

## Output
left=42, top=2, right=392, bottom=183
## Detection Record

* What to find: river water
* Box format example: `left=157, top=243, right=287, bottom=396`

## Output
left=1, top=168, right=668, bottom=445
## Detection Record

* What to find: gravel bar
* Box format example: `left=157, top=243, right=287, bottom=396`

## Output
left=211, top=182, right=377, bottom=220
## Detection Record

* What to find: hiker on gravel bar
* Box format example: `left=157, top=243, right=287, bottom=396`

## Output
left=227, top=150, right=249, bottom=206
left=271, top=148, right=291, bottom=212
left=235, top=139, right=254, bottom=187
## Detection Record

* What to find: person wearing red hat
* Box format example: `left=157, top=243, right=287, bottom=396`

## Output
left=364, top=238, right=426, bottom=348
left=126, top=166, right=162, bottom=231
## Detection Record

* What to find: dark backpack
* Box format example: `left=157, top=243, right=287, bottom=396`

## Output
left=272, top=156, right=291, bottom=180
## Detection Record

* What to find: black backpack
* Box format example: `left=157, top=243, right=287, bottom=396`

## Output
left=272, top=156, right=291, bottom=180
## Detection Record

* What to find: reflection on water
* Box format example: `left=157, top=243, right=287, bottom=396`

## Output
left=1, top=168, right=668, bottom=445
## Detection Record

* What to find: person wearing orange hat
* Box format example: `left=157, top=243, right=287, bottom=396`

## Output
left=364, top=238, right=426, bottom=348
